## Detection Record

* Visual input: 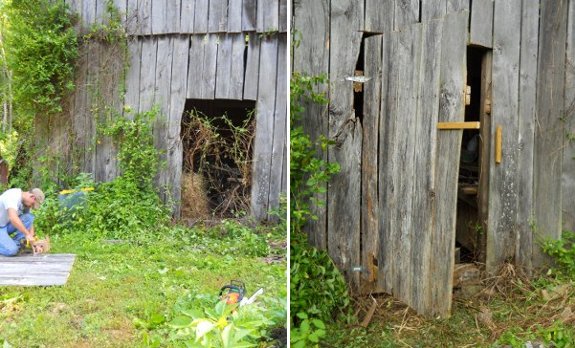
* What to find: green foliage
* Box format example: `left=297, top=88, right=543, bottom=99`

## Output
left=0, top=130, right=18, bottom=169
left=542, top=231, right=575, bottom=278
left=290, top=312, right=326, bottom=348
left=496, top=322, right=575, bottom=348
left=2, top=0, right=78, bottom=119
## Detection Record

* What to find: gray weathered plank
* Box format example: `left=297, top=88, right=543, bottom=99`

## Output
left=187, top=35, right=204, bottom=99
left=478, top=51, right=492, bottom=263
left=394, top=0, right=419, bottom=31
left=486, top=0, right=521, bottom=273
left=112, top=0, right=128, bottom=24
left=515, top=0, right=539, bottom=273
left=72, top=41, right=89, bottom=172
left=0, top=254, right=76, bottom=286
left=410, top=19, right=442, bottom=316
left=429, top=10, right=467, bottom=318
left=365, top=0, right=393, bottom=33
left=250, top=38, right=279, bottom=220
left=279, top=0, right=287, bottom=32
left=447, top=0, right=469, bottom=12
left=209, top=0, right=229, bottom=32
left=126, top=0, right=139, bottom=35
left=228, top=0, right=242, bottom=32
left=0, top=254, right=76, bottom=262
left=215, top=34, right=245, bottom=100
left=167, top=37, right=190, bottom=217
left=258, top=0, right=279, bottom=33
left=151, top=0, right=169, bottom=34
left=200, top=34, right=219, bottom=99
left=360, top=35, right=382, bottom=294
left=328, top=0, right=363, bottom=290
left=268, top=34, right=287, bottom=216
left=292, top=0, right=330, bottom=248
left=469, top=0, right=493, bottom=48
left=533, top=0, right=569, bottom=267
left=139, top=38, right=158, bottom=112
left=84, top=40, right=100, bottom=174
left=124, top=38, right=142, bottom=118
left=180, top=0, right=195, bottom=33
left=81, top=0, right=96, bottom=32
left=194, top=0, right=209, bottom=33
left=421, top=0, right=446, bottom=21
left=243, top=32, right=260, bottom=101
left=563, top=0, right=575, bottom=232
left=96, top=0, right=107, bottom=24
left=138, top=0, right=152, bottom=35
left=242, top=0, right=257, bottom=31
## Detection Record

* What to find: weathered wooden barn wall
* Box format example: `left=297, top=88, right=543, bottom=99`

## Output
left=563, top=0, right=575, bottom=234
left=59, top=0, right=287, bottom=220
left=293, top=0, right=573, bottom=318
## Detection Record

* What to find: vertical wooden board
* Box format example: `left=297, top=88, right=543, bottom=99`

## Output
left=486, top=1, right=521, bottom=274
left=215, top=34, right=233, bottom=98
left=112, top=0, right=127, bottom=23
left=328, top=0, right=363, bottom=289
left=229, top=34, right=246, bottom=99
left=516, top=0, right=539, bottom=272
left=81, top=0, right=96, bottom=32
left=126, top=0, right=139, bottom=35
left=209, top=0, right=229, bottom=33
left=167, top=37, right=189, bottom=216
left=292, top=0, right=330, bottom=248
left=187, top=35, right=205, bottom=99
left=124, top=38, right=142, bottom=118
left=279, top=0, right=287, bottom=32
left=447, top=0, right=469, bottom=12
left=84, top=41, right=100, bottom=174
left=563, top=0, right=575, bottom=232
left=243, top=33, right=260, bottom=100
left=200, top=34, right=218, bottom=99
left=66, top=0, right=83, bottom=33
left=167, top=0, right=182, bottom=34
left=421, top=0, right=446, bottom=21
left=469, top=0, right=493, bottom=48
left=533, top=0, right=568, bottom=267
left=72, top=43, right=89, bottom=172
left=430, top=10, right=467, bottom=318
left=360, top=35, right=382, bottom=293
left=138, top=0, right=152, bottom=35
left=139, top=38, right=158, bottom=113
left=95, top=0, right=107, bottom=24
left=409, top=19, right=443, bottom=315
left=365, top=0, right=393, bottom=34
left=257, top=0, right=279, bottom=32
left=250, top=38, right=279, bottom=220
left=194, top=0, right=209, bottom=33
left=151, top=0, right=168, bottom=34
left=180, top=0, right=195, bottom=33
left=228, top=0, right=242, bottom=32
left=394, top=0, right=419, bottom=31
left=268, top=35, right=287, bottom=214
left=242, top=0, right=257, bottom=31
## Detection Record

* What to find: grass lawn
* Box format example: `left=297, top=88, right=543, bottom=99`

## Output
left=0, top=222, right=287, bottom=347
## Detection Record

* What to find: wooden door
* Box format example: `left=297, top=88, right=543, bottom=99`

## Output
left=364, top=11, right=468, bottom=318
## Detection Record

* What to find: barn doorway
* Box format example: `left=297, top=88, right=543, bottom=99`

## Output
left=455, top=47, right=492, bottom=265
left=180, top=99, right=256, bottom=220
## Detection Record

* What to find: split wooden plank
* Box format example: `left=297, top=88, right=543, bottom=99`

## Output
left=437, top=121, right=480, bottom=129
left=139, top=38, right=158, bottom=113
left=124, top=38, right=142, bottom=118
left=328, top=0, right=363, bottom=290
left=209, top=0, right=229, bottom=33
left=360, top=34, right=382, bottom=294
left=563, top=0, right=575, bottom=232
left=515, top=0, right=539, bottom=273
left=429, top=10, right=467, bottom=318
left=137, top=0, right=152, bottom=35
left=228, top=0, right=243, bottom=33
left=250, top=38, right=279, bottom=220
left=394, top=0, right=419, bottom=31
left=364, top=0, right=393, bottom=34
left=216, top=34, right=245, bottom=100
left=187, top=35, right=204, bottom=99
left=242, top=0, right=257, bottom=31
left=243, top=33, right=260, bottom=101
left=486, top=1, right=521, bottom=274
left=268, top=34, right=288, bottom=217
left=180, top=0, right=195, bottom=34
left=469, top=0, right=493, bottom=48
left=166, top=36, right=190, bottom=217
left=410, top=19, right=443, bottom=316
left=194, top=0, right=209, bottom=34
left=292, top=0, right=330, bottom=249
left=533, top=0, right=569, bottom=267
left=257, top=0, right=279, bottom=33
left=421, top=0, right=446, bottom=21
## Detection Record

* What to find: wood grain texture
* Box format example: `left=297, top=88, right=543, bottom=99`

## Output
left=250, top=38, right=279, bottom=220
left=228, top=0, right=242, bottom=32
left=469, top=0, right=493, bottom=48
left=533, top=0, right=568, bottom=268
left=478, top=51, right=492, bottom=264
left=257, top=0, right=279, bottom=33
left=194, top=0, right=209, bottom=33
left=328, top=0, right=363, bottom=289
left=486, top=1, right=521, bottom=274
left=394, top=0, right=419, bottom=31
left=563, top=0, right=575, bottom=232
left=292, top=0, right=330, bottom=249
left=360, top=35, right=382, bottom=294
left=364, top=0, right=393, bottom=33
left=139, top=37, right=158, bottom=112
left=215, top=34, right=245, bottom=100
left=137, top=0, right=152, bottom=35
left=151, top=0, right=173, bottom=34
left=242, top=0, right=257, bottom=31
left=124, top=38, right=142, bottom=118
left=243, top=32, right=260, bottom=101
left=421, top=0, right=446, bottom=21
left=279, top=0, right=287, bottom=32
left=187, top=34, right=218, bottom=99
left=180, top=0, right=195, bottom=33
left=515, top=0, right=539, bottom=273
left=209, top=0, right=229, bottom=33
left=446, top=0, right=469, bottom=12
left=126, top=0, right=139, bottom=35
left=0, top=254, right=76, bottom=286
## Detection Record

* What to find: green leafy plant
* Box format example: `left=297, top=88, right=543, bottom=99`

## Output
left=290, top=312, right=326, bottom=348
left=542, top=231, right=575, bottom=278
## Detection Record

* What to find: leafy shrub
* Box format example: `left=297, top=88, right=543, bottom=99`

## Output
left=542, top=231, right=575, bottom=278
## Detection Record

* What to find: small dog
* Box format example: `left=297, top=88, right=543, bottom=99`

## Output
left=30, top=236, right=51, bottom=255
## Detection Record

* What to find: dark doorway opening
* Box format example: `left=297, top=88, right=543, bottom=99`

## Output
left=180, top=99, right=256, bottom=219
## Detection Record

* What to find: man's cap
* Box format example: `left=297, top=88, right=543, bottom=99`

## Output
left=31, top=188, right=45, bottom=209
